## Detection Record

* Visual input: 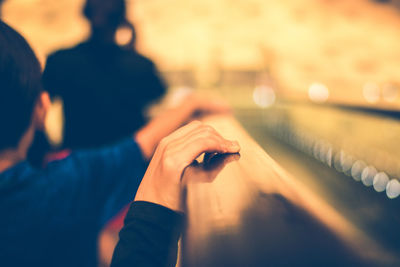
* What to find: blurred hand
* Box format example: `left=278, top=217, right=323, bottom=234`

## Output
left=134, top=121, right=240, bottom=212
left=185, top=93, right=232, bottom=118
left=135, top=94, right=233, bottom=160
left=164, top=88, right=231, bottom=116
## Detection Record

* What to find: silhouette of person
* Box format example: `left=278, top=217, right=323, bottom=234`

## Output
left=42, top=0, right=166, bottom=149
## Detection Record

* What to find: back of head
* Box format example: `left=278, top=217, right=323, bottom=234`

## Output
left=0, top=20, right=42, bottom=150
left=83, top=0, right=127, bottom=33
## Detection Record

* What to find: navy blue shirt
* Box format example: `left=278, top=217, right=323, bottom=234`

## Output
left=0, top=139, right=147, bottom=267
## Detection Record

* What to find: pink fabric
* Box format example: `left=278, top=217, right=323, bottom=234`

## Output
left=44, top=150, right=71, bottom=164
left=106, top=205, right=130, bottom=230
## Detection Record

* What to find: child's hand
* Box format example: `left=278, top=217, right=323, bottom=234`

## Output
left=185, top=93, right=232, bottom=118
left=134, top=120, right=240, bottom=212
left=135, top=94, right=232, bottom=161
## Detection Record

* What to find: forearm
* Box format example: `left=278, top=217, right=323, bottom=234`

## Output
left=135, top=102, right=194, bottom=159
left=134, top=93, right=232, bottom=160
left=111, top=201, right=183, bottom=267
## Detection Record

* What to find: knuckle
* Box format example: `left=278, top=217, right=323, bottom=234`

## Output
left=198, top=131, right=211, bottom=140
left=200, top=137, right=216, bottom=148
left=203, top=125, right=215, bottom=132
left=159, top=137, right=169, bottom=149
left=162, top=153, right=177, bottom=171
left=201, top=125, right=216, bottom=136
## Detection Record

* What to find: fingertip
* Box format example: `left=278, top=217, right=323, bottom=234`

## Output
left=227, top=140, right=240, bottom=152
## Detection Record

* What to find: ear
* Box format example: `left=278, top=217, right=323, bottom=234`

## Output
left=32, top=91, right=51, bottom=131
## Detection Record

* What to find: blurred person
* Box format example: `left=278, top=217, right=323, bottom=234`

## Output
left=42, top=0, right=167, bottom=149
left=0, top=20, right=233, bottom=267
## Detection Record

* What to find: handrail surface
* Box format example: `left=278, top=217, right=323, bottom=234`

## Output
left=181, top=114, right=398, bottom=267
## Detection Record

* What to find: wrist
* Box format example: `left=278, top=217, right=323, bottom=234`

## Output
left=134, top=187, right=183, bottom=212
left=134, top=169, right=183, bottom=212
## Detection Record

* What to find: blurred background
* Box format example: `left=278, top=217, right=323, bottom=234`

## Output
left=2, top=0, right=400, bottom=106
left=3, top=0, right=399, bottom=192
left=1, top=0, right=400, bottom=265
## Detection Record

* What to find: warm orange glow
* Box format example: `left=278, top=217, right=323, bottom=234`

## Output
left=3, top=0, right=400, bottom=106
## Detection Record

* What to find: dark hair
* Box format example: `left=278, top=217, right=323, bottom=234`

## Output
left=83, top=0, right=127, bottom=30
left=0, top=20, right=42, bottom=150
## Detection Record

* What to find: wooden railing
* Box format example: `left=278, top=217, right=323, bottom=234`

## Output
left=180, top=114, right=398, bottom=267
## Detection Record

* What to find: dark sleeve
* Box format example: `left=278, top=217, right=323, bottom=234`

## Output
left=45, top=138, right=147, bottom=226
left=111, top=201, right=184, bottom=267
